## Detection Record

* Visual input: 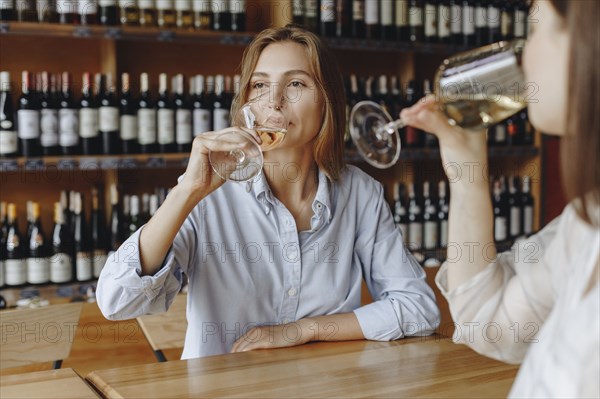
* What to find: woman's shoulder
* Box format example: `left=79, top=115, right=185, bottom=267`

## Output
left=338, top=164, right=384, bottom=195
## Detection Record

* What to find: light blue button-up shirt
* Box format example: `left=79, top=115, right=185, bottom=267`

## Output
left=97, top=165, right=440, bottom=359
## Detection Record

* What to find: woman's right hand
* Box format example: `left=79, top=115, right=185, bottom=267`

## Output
left=400, top=95, right=489, bottom=184
left=178, top=127, right=263, bottom=202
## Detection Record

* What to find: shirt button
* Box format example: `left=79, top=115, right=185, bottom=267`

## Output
left=287, top=288, right=297, bottom=297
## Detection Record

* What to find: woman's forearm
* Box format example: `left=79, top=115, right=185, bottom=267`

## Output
left=299, top=313, right=365, bottom=343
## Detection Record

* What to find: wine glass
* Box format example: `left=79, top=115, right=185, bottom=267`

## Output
left=349, top=39, right=528, bottom=168
left=209, top=98, right=288, bottom=182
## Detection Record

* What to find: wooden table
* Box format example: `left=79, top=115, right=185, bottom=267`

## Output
left=86, top=335, right=519, bottom=398
left=0, top=368, right=99, bottom=398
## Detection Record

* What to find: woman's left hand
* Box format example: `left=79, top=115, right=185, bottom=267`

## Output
left=230, top=322, right=310, bottom=353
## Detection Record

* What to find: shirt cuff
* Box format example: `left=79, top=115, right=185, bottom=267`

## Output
left=353, top=300, right=402, bottom=341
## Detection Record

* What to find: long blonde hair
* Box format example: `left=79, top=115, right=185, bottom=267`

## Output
left=232, top=25, right=346, bottom=181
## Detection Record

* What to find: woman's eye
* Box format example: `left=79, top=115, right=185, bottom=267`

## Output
left=289, top=81, right=304, bottom=88
left=252, top=82, right=265, bottom=89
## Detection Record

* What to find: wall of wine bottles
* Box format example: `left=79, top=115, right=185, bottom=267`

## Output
left=0, top=184, right=168, bottom=288
left=0, top=0, right=249, bottom=32
left=392, top=174, right=535, bottom=266
left=292, top=0, right=530, bottom=46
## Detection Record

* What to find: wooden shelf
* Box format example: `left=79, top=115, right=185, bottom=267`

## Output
left=325, top=37, right=473, bottom=55
left=0, top=279, right=97, bottom=308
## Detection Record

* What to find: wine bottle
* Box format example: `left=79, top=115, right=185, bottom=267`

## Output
left=230, top=0, right=245, bottom=31
left=139, top=0, right=156, bottom=26
left=487, top=0, right=500, bottom=43
left=389, top=75, right=403, bottom=120
left=0, top=0, right=16, bottom=21
left=156, top=0, right=175, bottom=28
left=57, top=0, right=79, bottom=23
left=91, top=187, right=108, bottom=278
left=375, top=75, right=390, bottom=113
left=392, top=182, right=409, bottom=246
left=422, top=181, right=438, bottom=250
left=175, top=0, right=193, bottom=29
left=149, top=194, right=159, bottom=217
left=27, top=202, right=50, bottom=285
left=37, top=0, right=59, bottom=22
left=192, top=74, right=212, bottom=136
left=506, top=113, right=519, bottom=146
left=423, top=0, right=437, bottom=43
left=39, top=72, right=60, bottom=156
left=507, top=176, right=522, bottom=239
left=5, top=204, right=26, bottom=286
left=437, top=180, right=449, bottom=248
left=98, top=0, right=118, bottom=24
left=138, top=72, right=158, bottom=153
left=128, top=195, right=141, bottom=236
left=408, top=0, right=424, bottom=43
left=450, top=0, right=462, bottom=45
left=513, top=0, right=527, bottom=39
left=364, top=0, right=379, bottom=39
left=422, top=79, right=438, bottom=148
left=73, top=193, right=93, bottom=282
left=404, top=80, right=422, bottom=148
left=17, top=71, right=41, bottom=158
left=292, top=0, right=303, bottom=25
left=407, top=182, right=423, bottom=251
left=174, top=74, right=192, bottom=153
left=108, top=183, right=122, bottom=255
left=379, top=0, right=394, bottom=41
left=0, top=71, right=18, bottom=158
left=79, top=0, right=98, bottom=25
left=141, top=193, right=150, bottom=224
left=395, top=0, right=409, bottom=41
left=119, top=0, right=139, bottom=25
left=492, top=179, right=508, bottom=242
left=462, top=0, right=475, bottom=46
left=304, top=0, right=319, bottom=33
left=212, top=0, right=231, bottom=30
left=212, top=74, right=230, bottom=132
left=518, top=109, right=534, bottom=146
left=0, top=204, right=4, bottom=289
left=122, top=193, right=131, bottom=238
left=157, top=73, right=176, bottom=153
left=17, top=0, right=36, bottom=21
left=437, top=0, right=451, bottom=44
left=351, top=0, right=365, bottom=38
left=119, top=72, right=139, bottom=154
left=320, top=0, right=335, bottom=37
left=50, top=202, right=73, bottom=283
left=473, top=0, right=488, bottom=46
left=25, top=200, right=34, bottom=252
left=99, top=73, right=121, bottom=154
left=500, top=0, right=513, bottom=41
left=521, top=176, right=534, bottom=235
left=193, top=0, right=212, bottom=30
left=492, top=119, right=507, bottom=146
left=79, top=72, right=101, bottom=155
left=335, top=0, right=351, bottom=37
left=59, top=72, right=80, bottom=155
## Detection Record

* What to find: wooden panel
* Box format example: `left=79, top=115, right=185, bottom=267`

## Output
left=86, top=335, right=519, bottom=398
left=136, top=293, right=187, bottom=352
left=0, top=368, right=99, bottom=399
left=0, top=303, right=83, bottom=369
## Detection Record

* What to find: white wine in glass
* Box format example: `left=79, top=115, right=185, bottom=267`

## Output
left=350, top=39, right=529, bottom=168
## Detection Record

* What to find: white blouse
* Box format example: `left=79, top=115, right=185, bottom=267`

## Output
left=436, top=203, right=599, bottom=398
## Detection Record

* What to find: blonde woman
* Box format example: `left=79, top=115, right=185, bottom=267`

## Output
left=97, top=26, right=440, bottom=358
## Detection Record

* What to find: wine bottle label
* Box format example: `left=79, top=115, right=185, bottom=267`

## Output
left=501, top=11, right=512, bottom=36
left=99, top=0, right=117, bottom=6
left=229, top=0, right=244, bottom=12
left=56, top=0, right=77, bottom=13
left=475, top=6, right=486, bottom=28
left=510, top=206, right=521, bottom=237
left=364, top=0, right=378, bottom=25
left=157, top=109, right=175, bottom=144
left=438, top=5, right=450, bottom=38
left=514, top=10, right=526, bottom=38
left=99, top=106, right=119, bottom=132
left=59, top=109, right=79, bottom=146
left=440, top=220, right=449, bottom=247
left=120, top=114, right=138, bottom=140
left=79, top=0, right=98, bottom=14
left=213, top=109, right=230, bottom=131
left=27, top=257, right=50, bottom=285
left=0, top=0, right=14, bottom=9
left=50, top=252, right=73, bottom=283
left=487, top=6, right=500, bottom=28
left=93, top=249, right=107, bottom=278
left=119, top=0, right=136, bottom=7
left=139, top=0, right=155, bottom=9
left=408, top=222, right=423, bottom=250
left=138, top=108, right=157, bottom=144
left=193, top=108, right=211, bottom=136
left=76, top=252, right=93, bottom=281
left=409, top=6, right=423, bottom=27
left=79, top=108, right=99, bottom=138
left=494, top=216, right=508, bottom=241
left=352, top=0, right=364, bottom=21
left=175, top=0, right=191, bottom=11
left=156, top=0, right=173, bottom=10
left=462, top=5, right=474, bottom=35
left=305, top=0, right=317, bottom=18
left=523, top=206, right=533, bottom=235
left=5, top=259, right=26, bottom=286
left=0, top=130, right=18, bottom=154
left=176, top=109, right=192, bottom=144
left=17, top=109, right=41, bottom=139
left=424, top=221, right=438, bottom=250
left=399, top=223, right=409, bottom=246
left=320, top=0, right=334, bottom=22
left=424, top=4, right=436, bottom=36
left=380, top=2, right=393, bottom=26
left=40, top=109, right=59, bottom=147
left=494, top=124, right=507, bottom=143
left=394, top=0, right=407, bottom=27
left=450, top=4, right=461, bottom=34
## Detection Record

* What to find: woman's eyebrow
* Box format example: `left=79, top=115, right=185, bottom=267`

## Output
left=251, top=70, right=312, bottom=78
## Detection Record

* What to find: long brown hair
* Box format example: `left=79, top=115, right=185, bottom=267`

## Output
left=232, top=25, right=347, bottom=181
left=548, top=0, right=600, bottom=225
